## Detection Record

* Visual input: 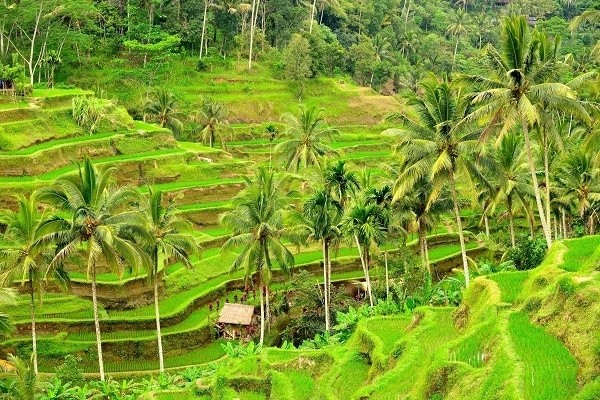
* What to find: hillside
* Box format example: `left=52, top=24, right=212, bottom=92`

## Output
left=0, top=82, right=483, bottom=376
left=149, top=236, right=600, bottom=400
left=0, top=2, right=599, bottom=398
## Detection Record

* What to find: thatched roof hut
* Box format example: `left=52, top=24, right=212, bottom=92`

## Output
left=218, top=303, right=255, bottom=325
left=217, top=303, right=256, bottom=340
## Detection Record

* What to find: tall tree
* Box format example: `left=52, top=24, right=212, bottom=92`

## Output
left=220, top=168, right=295, bottom=345
left=386, top=75, right=480, bottom=287
left=392, top=175, right=452, bottom=273
left=143, top=188, right=198, bottom=374
left=293, top=189, right=342, bottom=332
left=275, top=106, right=339, bottom=172
left=461, top=16, right=591, bottom=247
left=478, top=133, right=531, bottom=247
left=39, top=158, right=147, bottom=381
left=446, top=10, right=468, bottom=71
left=343, top=197, right=386, bottom=306
left=199, top=0, right=216, bottom=59
left=556, top=151, right=600, bottom=235
left=193, top=98, right=231, bottom=148
left=323, top=160, right=360, bottom=209
left=0, top=194, right=68, bottom=376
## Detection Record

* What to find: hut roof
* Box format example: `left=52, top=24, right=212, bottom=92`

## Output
left=218, top=303, right=255, bottom=325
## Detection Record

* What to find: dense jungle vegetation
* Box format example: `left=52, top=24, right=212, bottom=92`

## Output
left=0, top=0, right=599, bottom=399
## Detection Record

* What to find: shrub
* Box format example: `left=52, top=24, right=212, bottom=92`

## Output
left=508, top=237, right=548, bottom=271
left=523, top=296, right=542, bottom=313
left=557, top=277, right=576, bottom=297
left=55, top=355, right=84, bottom=388
left=14, top=82, right=33, bottom=97
left=196, top=58, right=210, bottom=72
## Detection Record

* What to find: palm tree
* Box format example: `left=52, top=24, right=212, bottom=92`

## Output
left=5, top=355, right=37, bottom=400
left=38, top=158, right=147, bottom=381
left=570, top=9, right=600, bottom=30
left=220, top=168, right=295, bottom=345
left=556, top=151, right=600, bottom=235
left=193, top=98, right=231, bottom=148
left=385, top=75, right=479, bottom=287
left=569, top=8, right=600, bottom=59
left=323, top=160, right=360, bottom=209
left=446, top=10, right=468, bottom=71
left=295, top=189, right=342, bottom=332
left=461, top=16, right=591, bottom=247
left=0, top=194, right=68, bottom=375
left=275, top=106, right=339, bottom=172
left=478, top=134, right=531, bottom=247
left=343, top=197, right=386, bottom=306
left=392, top=174, right=452, bottom=273
left=144, top=89, right=184, bottom=135
left=142, top=188, right=198, bottom=374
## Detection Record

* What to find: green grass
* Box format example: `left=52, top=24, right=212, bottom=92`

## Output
left=561, top=235, right=600, bottom=272
left=0, top=132, right=122, bottom=156
left=32, top=88, right=93, bottom=98
left=428, top=242, right=478, bottom=260
left=331, top=353, right=371, bottom=399
left=284, top=370, right=318, bottom=400
left=488, top=271, right=530, bottom=303
left=364, top=316, right=412, bottom=355
left=508, top=312, right=578, bottom=400
left=89, top=340, right=226, bottom=373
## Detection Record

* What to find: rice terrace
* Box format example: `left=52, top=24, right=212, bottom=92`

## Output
left=0, top=0, right=599, bottom=399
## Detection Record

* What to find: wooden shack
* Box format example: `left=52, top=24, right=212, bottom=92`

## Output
left=217, top=303, right=256, bottom=340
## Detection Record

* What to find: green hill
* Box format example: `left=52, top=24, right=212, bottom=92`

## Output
left=154, top=236, right=600, bottom=400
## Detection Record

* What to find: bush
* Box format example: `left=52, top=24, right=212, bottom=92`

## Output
left=55, top=355, right=84, bottom=387
left=557, top=277, right=576, bottom=297
left=508, top=237, right=547, bottom=271
left=196, top=58, right=210, bottom=72
left=15, top=82, right=33, bottom=97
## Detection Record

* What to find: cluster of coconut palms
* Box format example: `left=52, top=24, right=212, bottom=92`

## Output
left=219, top=16, right=599, bottom=346
left=0, top=159, right=199, bottom=380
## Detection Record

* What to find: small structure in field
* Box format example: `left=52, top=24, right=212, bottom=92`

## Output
left=217, top=303, right=256, bottom=340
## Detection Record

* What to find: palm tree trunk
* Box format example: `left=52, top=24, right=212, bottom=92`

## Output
left=199, top=0, right=208, bottom=60
left=423, top=234, right=430, bottom=276
left=153, top=272, right=165, bottom=374
left=265, top=286, right=270, bottom=330
left=384, top=251, right=389, bottom=302
left=543, top=132, right=551, bottom=234
left=29, top=278, right=38, bottom=375
left=320, top=4, right=325, bottom=24
left=522, top=121, right=552, bottom=247
left=554, top=215, right=559, bottom=241
left=309, top=0, right=317, bottom=33
left=562, top=209, right=567, bottom=239
left=484, top=213, right=490, bottom=237
left=322, top=240, right=330, bottom=332
left=91, top=262, right=105, bottom=381
left=452, top=36, right=459, bottom=71
left=327, top=242, right=332, bottom=318
left=248, top=0, right=258, bottom=69
left=354, top=234, right=373, bottom=306
left=507, top=195, right=516, bottom=248
left=259, top=283, right=265, bottom=345
left=449, top=171, right=470, bottom=288
left=419, top=222, right=430, bottom=274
